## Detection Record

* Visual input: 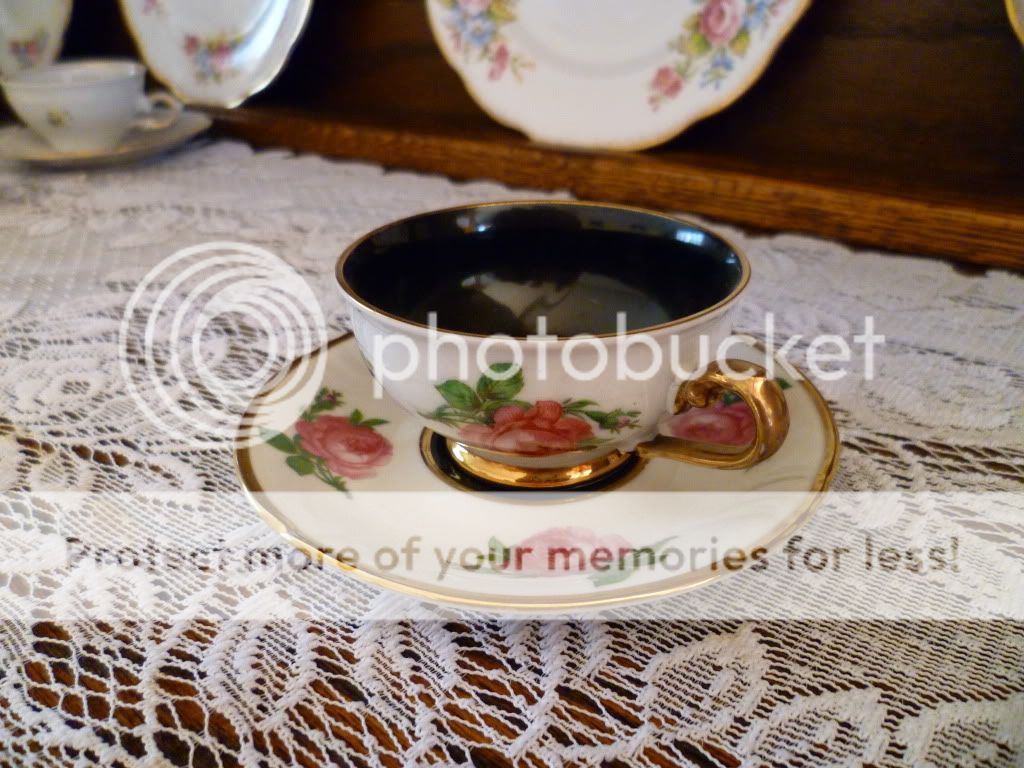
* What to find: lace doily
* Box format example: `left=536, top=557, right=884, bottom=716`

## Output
left=0, top=141, right=1021, bottom=766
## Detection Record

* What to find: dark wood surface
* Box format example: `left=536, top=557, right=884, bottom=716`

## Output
left=37, top=0, right=1024, bottom=268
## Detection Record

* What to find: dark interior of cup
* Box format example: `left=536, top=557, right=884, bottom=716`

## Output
left=339, top=203, right=745, bottom=336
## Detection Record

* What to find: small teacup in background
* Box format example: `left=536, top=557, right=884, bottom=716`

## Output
left=0, top=59, right=181, bottom=153
left=337, top=201, right=790, bottom=489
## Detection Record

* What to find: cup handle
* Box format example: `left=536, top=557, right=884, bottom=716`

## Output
left=132, top=91, right=182, bottom=132
left=635, top=360, right=790, bottom=469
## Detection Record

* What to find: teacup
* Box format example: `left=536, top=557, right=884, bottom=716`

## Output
left=336, top=201, right=789, bottom=489
left=0, top=60, right=181, bottom=153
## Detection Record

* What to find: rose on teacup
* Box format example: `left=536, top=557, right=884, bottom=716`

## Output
left=459, top=400, right=594, bottom=455
left=667, top=401, right=755, bottom=446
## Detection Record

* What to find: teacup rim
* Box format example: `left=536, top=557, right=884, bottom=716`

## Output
left=335, top=199, right=751, bottom=340
left=0, top=59, right=145, bottom=90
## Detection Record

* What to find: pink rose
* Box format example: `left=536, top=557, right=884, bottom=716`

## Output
left=294, top=416, right=392, bottom=479
left=488, top=43, right=509, bottom=80
left=700, top=0, right=745, bottom=46
left=184, top=35, right=199, bottom=55
left=509, top=527, right=634, bottom=575
left=459, top=400, right=594, bottom=456
left=667, top=401, right=755, bottom=446
left=651, top=66, right=684, bottom=99
left=458, top=0, right=492, bottom=14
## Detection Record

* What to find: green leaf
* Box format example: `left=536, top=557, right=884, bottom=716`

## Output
left=349, top=408, right=364, bottom=425
left=476, top=363, right=524, bottom=402
left=488, top=0, right=516, bottom=22
left=436, top=380, right=480, bottom=411
left=359, top=418, right=388, bottom=429
left=264, top=432, right=296, bottom=453
left=487, top=536, right=510, bottom=566
left=563, top=399, right=597, bottom=412
left=687, top=32, right=711, bottom=57
left=583, top=410, right=609, bottom=425
left=589, top=537, right=676, bottom=587
left=730, top=27, right=750, bottom=55
left=684, top=12, right=702, bottom=32
left=590, top=567, right=637, bottom=588
left=776, top=378, right=792, bottom=390
left=286, top=455, right=314, bottom=476
left=481, top=399, right=529, bottom=418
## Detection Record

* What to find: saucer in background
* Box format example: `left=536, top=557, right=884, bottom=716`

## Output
left=0, top=109, right=211, bottom=168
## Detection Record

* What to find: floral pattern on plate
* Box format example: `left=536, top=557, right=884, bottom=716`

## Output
left=184, top=32, right=243, bottom=83
left=265, top=388, right=392, bottom=492
left=649, top=0, right=791, bottom=109
left=8, top=29, right=48, bottom=68
left=420, top=363, right=640, bottom=455
left=473, top=527, right=677, bottom=586
left=435, top=0, right=532, bottom=81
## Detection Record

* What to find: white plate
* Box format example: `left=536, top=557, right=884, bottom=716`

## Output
left=0, top=109, right=211, bottom=167
left=236, top=335, right=839, bottom=612
left=426, top=0, right=811, bottom=151
left=118, top=0, right=311, bottom=107
left=0, top=0, right=72, bottom=76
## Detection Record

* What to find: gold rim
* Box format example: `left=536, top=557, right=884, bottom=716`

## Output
left=117, top=0, right=312, bottom=109
left=335, top=200, right=751, bottom=340
left=1008, top=0, right=1024, bottom=45
left=234, top=335, right=840, bottom=611
left=424, top=0, right=812, bottom=152
left=422, top=431, right=645, bottom=490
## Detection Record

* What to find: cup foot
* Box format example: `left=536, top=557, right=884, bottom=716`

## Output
left=419, top=430, right=646, bottom=492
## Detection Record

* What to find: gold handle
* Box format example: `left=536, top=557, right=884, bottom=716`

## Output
left=636, top=360, right=789, bottom=469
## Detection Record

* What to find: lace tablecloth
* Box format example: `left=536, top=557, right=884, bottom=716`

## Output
left=0, top=141, right=1021, bottom=767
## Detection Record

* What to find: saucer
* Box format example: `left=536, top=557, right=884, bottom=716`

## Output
left=236, top=335, right=838, bottom=611
left=119, top=0, right=312, bottom=107
left=425, top=0, right=811, bottom=150
left=0, top=110, right=212, bottom=168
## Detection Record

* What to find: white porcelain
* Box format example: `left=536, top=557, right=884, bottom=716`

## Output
left=236, top=335, right=838, bottom=611
left=335, top=202, right=777, bottom=474
left=426, top=0, right=811, bottom=150
left=118, top=0, right=312, bottom=107
left=0, top=0, right=72, bottom=76
left=1, top=60, right=182, bottom=153
left=0, top=109, right=211, bottom=168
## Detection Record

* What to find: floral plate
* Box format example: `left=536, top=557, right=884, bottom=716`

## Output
left=426, top=0, right=811, bottom=150
left=118, top=0, right=311, bottom=107
left=0, top=0, right=72, bottom=77
left=236, top=334, right=838, bottom=612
